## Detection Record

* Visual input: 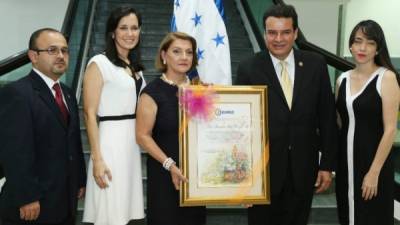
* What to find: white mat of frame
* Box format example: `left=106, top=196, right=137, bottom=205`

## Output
left=395, top=200, right=400, bottom=220
left=0, top=178, right=5, bottom=192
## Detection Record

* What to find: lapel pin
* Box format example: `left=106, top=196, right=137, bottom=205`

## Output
left=299, top=61, right=303, bottom=67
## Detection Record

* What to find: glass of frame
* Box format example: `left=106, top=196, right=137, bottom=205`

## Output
left=179, top=85, right=270, bottom=206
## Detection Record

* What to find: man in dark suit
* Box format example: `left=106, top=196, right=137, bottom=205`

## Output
left=236, top=4, right=337, bottom=225
left=0, top=28, right=86, bottom=225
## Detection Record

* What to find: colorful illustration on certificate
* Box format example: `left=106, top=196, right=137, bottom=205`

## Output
left=197, top=103, right=253, bottom=187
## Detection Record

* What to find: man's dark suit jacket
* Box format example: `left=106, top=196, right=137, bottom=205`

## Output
left=236, top=50, right=337, bottom=197
left=0, top=70, right=86, bottom=223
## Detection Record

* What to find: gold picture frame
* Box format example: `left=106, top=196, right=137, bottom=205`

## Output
left=179, top=85, right=270, bottom=206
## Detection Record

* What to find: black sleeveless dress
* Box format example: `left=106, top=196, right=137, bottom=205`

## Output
left=141, top=77, right=206, bottom=225
left=335, top=68, right=394, bottom=225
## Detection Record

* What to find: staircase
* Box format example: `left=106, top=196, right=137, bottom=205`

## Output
left=77, top=0, right=340, bottom=225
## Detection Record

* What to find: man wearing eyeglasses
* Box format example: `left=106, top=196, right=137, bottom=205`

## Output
left=0, top=28, right=86, bottom=225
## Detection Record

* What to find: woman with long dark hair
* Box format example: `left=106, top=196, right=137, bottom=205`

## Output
left=82, top=6, right=145, bottom=224
left=335, top=20, right=400, bottom=225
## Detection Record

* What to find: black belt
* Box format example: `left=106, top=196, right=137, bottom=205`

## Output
left=98, top=114, right=136, bottom=122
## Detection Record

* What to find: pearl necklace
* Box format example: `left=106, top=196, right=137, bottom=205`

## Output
left=161, top=73, right=190, bottom=87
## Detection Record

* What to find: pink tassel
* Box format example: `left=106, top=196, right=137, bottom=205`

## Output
left=180, top=86, right=218, bottom=121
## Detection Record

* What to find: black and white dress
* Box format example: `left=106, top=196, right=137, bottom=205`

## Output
left=335, top=67, right=394, bottom=225
left=83, top=54, right=145, bottom=225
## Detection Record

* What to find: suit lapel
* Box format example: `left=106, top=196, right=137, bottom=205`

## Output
left=30, top=71, right=68, bottom=129
left=258, top=52, right=288, bottom=106
left=292, top=50, right=306, bottom=109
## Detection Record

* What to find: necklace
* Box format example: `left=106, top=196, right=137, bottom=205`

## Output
left=161, top=73, right=190, bottom=87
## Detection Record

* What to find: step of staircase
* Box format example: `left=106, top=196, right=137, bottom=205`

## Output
left=79, top=1, right=258, bottom=221
left=75, top=1, right=319, bottom=225
left=75, top=206, right=341, bottom=225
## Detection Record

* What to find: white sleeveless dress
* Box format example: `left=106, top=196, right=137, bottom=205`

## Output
left=83, top=54, right=145, bottom=225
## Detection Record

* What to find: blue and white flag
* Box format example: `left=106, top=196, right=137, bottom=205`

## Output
left=171, top=0, right=232, bottom=85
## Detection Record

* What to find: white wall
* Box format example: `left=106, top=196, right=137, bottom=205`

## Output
left=0, top=0, right=69, bottom=60
left=285, top=0, right=344, bottom=54
left=281, top=0, right=400, bottom=58
left=342, top=0, right=400, bottom=57
left=396, top=201, right=400, bottom=221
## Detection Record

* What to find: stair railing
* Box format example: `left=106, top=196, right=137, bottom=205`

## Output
left=237, top=0, right=354, bottom=71
left=0, top=0, right=80, bottom=76
left=72, top=0, right=98, bottom=102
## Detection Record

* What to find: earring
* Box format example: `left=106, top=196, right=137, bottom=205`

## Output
left=375, top=52, right=378, bottom=55
left=349, top=47, right=352, bottom=52
left=163, top=59, right=166, bottom=65
left=112, top=34, right=115, bottom=39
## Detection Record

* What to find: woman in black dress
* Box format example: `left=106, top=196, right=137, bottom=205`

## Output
left=136, top=32, right=206, bottom=225
left=335, top=20, right=400, bottom=225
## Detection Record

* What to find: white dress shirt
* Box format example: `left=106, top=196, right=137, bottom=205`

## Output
left=269, top=49, right=295, bottom=87
left=33, top=68, right=69, bottom=109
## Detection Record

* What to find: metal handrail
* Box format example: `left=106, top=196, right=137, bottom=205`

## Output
left=273, top=0, right=354, bottom=70
left=0, top=50, right=30, bottom=75
left=0, top=0, right=78, bottom=77
left=239, top=0, right=267, bottom=52
left=73, top=0, right=98, bottom=103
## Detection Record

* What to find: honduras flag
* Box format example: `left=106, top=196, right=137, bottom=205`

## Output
left=171, top=0, right=232, bottom=85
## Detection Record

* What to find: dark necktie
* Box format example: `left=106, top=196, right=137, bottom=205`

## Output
left=52, top=83, right=69, bottom=124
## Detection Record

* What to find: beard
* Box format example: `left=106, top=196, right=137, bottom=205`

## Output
left=52, top=62, right=68, bottom=76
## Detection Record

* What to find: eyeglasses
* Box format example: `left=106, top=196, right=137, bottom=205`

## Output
left=32, top=46, right=69, bottom=55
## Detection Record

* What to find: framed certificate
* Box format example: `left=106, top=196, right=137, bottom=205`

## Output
left=179, top=85, right=270, bottom=206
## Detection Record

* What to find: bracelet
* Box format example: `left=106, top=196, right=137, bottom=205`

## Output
left=162, top=157, right=176, bottom=171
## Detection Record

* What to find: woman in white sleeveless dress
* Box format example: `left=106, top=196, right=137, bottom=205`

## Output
left=82, top=7, right=145, bottom=225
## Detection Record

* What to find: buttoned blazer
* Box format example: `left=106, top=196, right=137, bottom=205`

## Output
left=0, top=70, right=86, bottom=223
left=236, top=50, right=337, bottom=196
